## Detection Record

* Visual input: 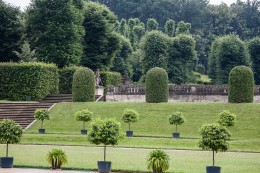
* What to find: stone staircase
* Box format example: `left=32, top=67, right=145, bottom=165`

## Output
left=0, top=102, right=54, bottom=128
left=0, top=94, right=104, bottom=128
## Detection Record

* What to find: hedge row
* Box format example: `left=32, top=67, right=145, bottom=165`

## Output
left=58, top=66, right=80, bottom=94
left=100, top=71, right=122, bottom=87
left=0, top=62, right=59, bottom=101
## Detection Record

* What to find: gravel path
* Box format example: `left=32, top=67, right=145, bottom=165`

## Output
left=0, top=168, right=96, bottom=173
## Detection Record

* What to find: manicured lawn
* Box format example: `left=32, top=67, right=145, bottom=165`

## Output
left=24, top=102, right=260, bottom=151
left=0, top=144, right=259, bottom=173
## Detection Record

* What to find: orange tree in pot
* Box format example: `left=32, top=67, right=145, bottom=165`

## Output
left=0, top=119, right=23, bottom=168
left=88, top=118, right=124, bottom=173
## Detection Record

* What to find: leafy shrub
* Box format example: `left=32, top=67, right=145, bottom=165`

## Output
left=147, top=149, right=170, bottom=173
left=0, top=119, right=23, bottom=157
left=169, top=112, right=186, bottom=133
left=0, top=62, right=59, bottom=100
left=58, top=66, right=80, bottom=94
left=74, top=109, right=93, bottom=130
left=47, top=148, right=68, bottom=169
left=34, top=108, right=50, bottom=129
left=72, top=67, right=95, bottom=102
left=145, top=67, right=168, bottom=103
left=199, top=123, right=231, bottom=166
left=218, top=110, right=236, bottom=127
left=122, top=109, right=139, bottom=131
left=100, top=71, right=122, bottom=87
left=228, top=66, right=254, bottom=103
left=88, top=118, right=124, bottom=161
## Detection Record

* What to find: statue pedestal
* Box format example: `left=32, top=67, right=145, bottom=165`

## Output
left=95, top=86, right=104, bottom=96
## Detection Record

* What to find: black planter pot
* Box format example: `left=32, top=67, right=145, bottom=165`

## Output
left=81, top=129, right=87, bottom=135
left=38, top=128, right=45, bottom=134
left=126, top=131, right=133, bottom=137
left=172, top=133, right=180, bottom=138
left=0, top=157, right=13, bottom=168
left=206, top=166, right=221, bottom=173
left=98, top=161, right=111, bottom=173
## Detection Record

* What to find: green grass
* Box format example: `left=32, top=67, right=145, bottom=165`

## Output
left=0, top=144, right=259, bottom=173
left=25, top=102, right=260, bottom=139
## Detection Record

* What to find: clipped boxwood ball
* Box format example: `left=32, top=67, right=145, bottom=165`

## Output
left=228, top=66, right=254, bottom=103
left=145, top=67, right=168, bottom=103
left=72, top=67, right=95, bottom=102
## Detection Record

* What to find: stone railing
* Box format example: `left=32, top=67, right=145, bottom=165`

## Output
left=107, top=85, right=260, bottom=95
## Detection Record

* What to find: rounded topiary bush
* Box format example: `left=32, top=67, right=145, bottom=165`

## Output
left=145, top=67, right=168, bottom=103
left=72, top=67, right=95, bottom=102
left=228, top=66, right=254, bottom=103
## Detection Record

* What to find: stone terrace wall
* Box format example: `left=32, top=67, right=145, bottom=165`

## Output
left=106, top=85, right=260, bottom=102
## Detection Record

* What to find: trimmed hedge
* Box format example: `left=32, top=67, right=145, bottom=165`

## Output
left=100, top=71, right=122, bottom=87
left=0, top=62, right=58, bottom=101
left=228, top=66, right=254, bottom=103
left=59, top=66, right=80, bottom=94
left=145, top=67, right=168, bottom=103
left=72, top=67, right=95, bottom=102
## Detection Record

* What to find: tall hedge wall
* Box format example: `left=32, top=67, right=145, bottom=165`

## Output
left=145, top=67, right=168, bottom=103
left=58, top=66, right=80, bottom=94
left=100, top=71, right=122, bottom=87
left=0, top=62, right=59, bottom=101
left=228, top=66, right=254, bottom=103
left=72, top=67, right=95, bottom=102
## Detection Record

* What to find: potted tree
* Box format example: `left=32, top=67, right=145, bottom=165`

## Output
left=34, top=108, right=50, bottom=134
left=47, top=148, right=68, bottom=170
left=122, top=109, right=139, bottom=137
left=88, top=118, right=124, bottom=173
left=217, top=110, right=236, bottom=128
left=0, top=119, right=23, bottom=168
left=147, top=149, right=170, bottom=173
left=168, top=112, right=186, bottom=138
left=74, top=109, right=93, bottom=135
left=199, top=123, right=231, bottom=173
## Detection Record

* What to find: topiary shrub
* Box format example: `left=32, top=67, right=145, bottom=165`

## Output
left=228, top=66, right=254, bottom=103
left=74, top=109, right=93, bottom=131
left=72, top=67, right=95, bottom=102
left=217, top=110, right=236, bottom=127
left=100, top=71, right=122, bottom=87
left=145, top=67, right=168, bottom=103
left=58, top=66, right=80, bottom=94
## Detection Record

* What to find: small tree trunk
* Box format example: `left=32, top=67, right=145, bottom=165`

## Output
left=213, top=150, right=215, bottom=166
left=83, top=121, right=86, bottom=130
left=175, top=124, right=178, bottom=133
left=6, top=143, right=9, bottom=157
left=104, top=144, right=106, bottom=161
left=129, top=123, right=131, bottom=131
left=41, top=120, right=43, bottom=129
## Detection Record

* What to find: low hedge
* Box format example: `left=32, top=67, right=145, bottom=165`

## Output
left=100, top=71, right=122, bottom=87
left=228, top=66, right=254, bottom=103
left=58, top=66, right=80, bottom=94
left=0, top=62, right=59, bottom=101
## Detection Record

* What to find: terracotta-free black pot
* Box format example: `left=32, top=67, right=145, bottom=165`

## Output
left=126, top=131, right=133, bottom=137
left=38, top=128, right=45, bottom=134
left=98, top=161, right=111, bottom=173
left=81, top=129, right=87, bottom=135
left=172, top=133, right=180, bottom=138
left=206, top=166, right=221, bottom=173
left=0, top=157, right=13, bottom=168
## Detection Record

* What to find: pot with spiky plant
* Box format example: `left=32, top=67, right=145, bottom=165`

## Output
left=122, top=109, right=139, bottom=137
left=199, top=123, right=231, bottom=173
left=169, top=112, right=186, bottom=138
left=74, top=109, right=93, bottom=135
left=0, top=119, right=23, bottom=168
left=147, top=149, right=170, bottom=173
left=88, top=118, right=124, bottom=173
left=34, top=108, right=50, bottom=134
left=217, top=110, right=236, bottom=128
left=47, top=148, right=68, bottom=170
